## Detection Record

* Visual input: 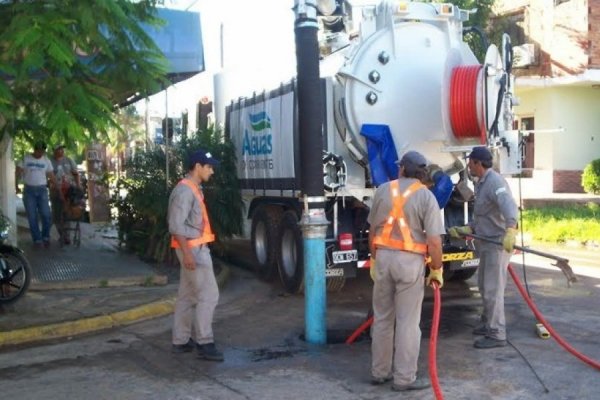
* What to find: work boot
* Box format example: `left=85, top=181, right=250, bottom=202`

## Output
left=472, top=325, right=488, bottom=336
left=370, top=375, right=392, bottom=385
left=391, top=377, right=431, bottom=392
left=197, top=342, right=224, bottom=362
left=474, top=337, right=507, bottom=349
left=171, top=338, right=196, bottom=353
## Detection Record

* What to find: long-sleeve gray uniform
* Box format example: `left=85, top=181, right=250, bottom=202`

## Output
left=168, top=179, right=219, bottom=346
left=469, top=168, right=518, bottom=341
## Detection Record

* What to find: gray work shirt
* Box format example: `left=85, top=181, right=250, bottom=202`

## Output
left=471, top=168, right=518, bottom=239
left=368, top=178, right=445, bottom=251
left=168, top=179, right=207, bottom=239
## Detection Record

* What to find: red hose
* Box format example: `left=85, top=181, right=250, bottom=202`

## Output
left=429, top=281, right=444, bottom=399
left=345, top=316, right=373, bottom=345
left=450, top=65, right=484, bottom=142
left=508, top=264, right=600, bottom=370
left=346, top=283, right=445, bottom=399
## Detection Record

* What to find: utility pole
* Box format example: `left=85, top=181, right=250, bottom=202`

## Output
left=294, top=0, right=327, bottom=345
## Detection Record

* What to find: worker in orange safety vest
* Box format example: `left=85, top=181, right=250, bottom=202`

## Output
left=168, top=148, right=223, bottom=362
left=367, top=150, right=444, bottom=392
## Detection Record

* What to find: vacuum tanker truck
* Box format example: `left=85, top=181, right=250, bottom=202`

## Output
left=218, top=0, right=521, bottom=293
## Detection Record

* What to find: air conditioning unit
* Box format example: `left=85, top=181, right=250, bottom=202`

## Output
left=513, top=43, right=537, bottom=68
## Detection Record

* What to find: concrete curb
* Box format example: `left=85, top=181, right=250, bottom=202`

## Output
left=0, top=298, right=176, bottom=347
left=30, top=275, right=169, bottom=291
left=0, top=263, right=231, bottom=347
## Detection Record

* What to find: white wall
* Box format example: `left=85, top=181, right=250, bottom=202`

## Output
left=515, top=85, right=600, bottom=170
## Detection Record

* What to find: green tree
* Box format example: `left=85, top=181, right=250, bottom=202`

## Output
left=0, top=0, right=168, bottom=147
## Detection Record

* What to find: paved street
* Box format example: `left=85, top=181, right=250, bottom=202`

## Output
left=1, top=247, right=599, bottom=400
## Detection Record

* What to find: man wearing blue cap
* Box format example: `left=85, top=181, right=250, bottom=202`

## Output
left=168, top=148, right=224, bottom=361
left=367, top=150, right=444, bottom=391
left=448, top=146, right=518, bottom=349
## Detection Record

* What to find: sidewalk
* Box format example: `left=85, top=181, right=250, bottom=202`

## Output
left=0, top=214, right=229, bottom=347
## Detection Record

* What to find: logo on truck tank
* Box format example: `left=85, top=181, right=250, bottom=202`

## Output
left=441, top=251, right=474, bottom=261
left=243, top=112, right=273, bottom=155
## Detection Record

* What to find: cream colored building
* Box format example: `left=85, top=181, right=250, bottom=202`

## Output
left=494, top=0, right=600, bottom=194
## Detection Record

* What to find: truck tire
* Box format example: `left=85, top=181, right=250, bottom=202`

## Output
left=251, top=206, right=283, bottom=281
left=277, top=210, right=304, bottom=293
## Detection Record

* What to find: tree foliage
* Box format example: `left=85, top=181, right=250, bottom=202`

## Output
left=0, top=0, right=168, bottom=147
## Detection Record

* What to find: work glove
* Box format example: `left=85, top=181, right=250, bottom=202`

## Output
left=502, top=227, right=518, bottom=253
left=426, top=163, right=443, bottom=183
left=426, top=267, right=444, bottom=289
left=447, top=225, right=472, bottom=238
left=369, top=257, right=376, bottom=281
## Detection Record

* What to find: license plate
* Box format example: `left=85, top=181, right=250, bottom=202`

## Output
left=332, top=250, right=358, bottom=264
left=326, top=268, right=344, bottom=277
left=461, top=258, right=480, bottom=267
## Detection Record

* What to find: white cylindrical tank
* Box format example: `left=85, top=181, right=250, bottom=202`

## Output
left=335, top=1, right=484, bottom=167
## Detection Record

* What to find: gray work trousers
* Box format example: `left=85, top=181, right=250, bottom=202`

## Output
left=371, top=248, right=425, bottom=386
left=476, top=240, right=510, bottom=341
left=172, top=245, right=219, bottom=346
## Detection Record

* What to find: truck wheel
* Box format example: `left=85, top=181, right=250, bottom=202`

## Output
left=251, top=206, right=282, bottom=281
left=278, top=210, right=304, bottom=293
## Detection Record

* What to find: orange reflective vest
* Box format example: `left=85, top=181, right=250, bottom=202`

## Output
left=171, top=178, right=215, bottom=249
left=372, top=180, right=428, bottom=255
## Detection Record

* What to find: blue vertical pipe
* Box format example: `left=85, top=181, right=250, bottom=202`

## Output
left=303, top=222, right=327, bottom=344
left=295, top=0, right=327, bottom=344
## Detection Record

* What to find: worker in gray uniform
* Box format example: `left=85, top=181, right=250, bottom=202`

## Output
left=168, top=149, right=224, bottom=361
left=448, top=146, right=518, bottom=349
left=368, top=150, right=444, bottom=392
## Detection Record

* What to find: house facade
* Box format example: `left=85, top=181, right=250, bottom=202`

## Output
left=494, top=0, right=600, bottom=194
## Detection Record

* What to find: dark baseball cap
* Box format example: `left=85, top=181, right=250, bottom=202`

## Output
left=467, top=146, right=493, bottom=162
left=396, top=150, right=427, bottom=167
left=188, top=148, right=220, bottom=168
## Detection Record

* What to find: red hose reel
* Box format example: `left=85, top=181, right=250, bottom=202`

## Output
left=449, top=65, right=486, bottom=143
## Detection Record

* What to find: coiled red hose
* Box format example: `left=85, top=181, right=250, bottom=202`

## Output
left=450, top=65, right=485, bottom=143
left=508, top=264, right=600, bottom=370
left=429, top=281, right=444, bottom=399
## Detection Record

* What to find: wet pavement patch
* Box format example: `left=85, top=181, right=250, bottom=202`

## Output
left=250, top=346, right=306, bottom=362
left=299, top=329, right=369, bottom=344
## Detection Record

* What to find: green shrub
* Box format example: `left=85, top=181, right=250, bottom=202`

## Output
left=582, top=159, right=600, bottom=195
left=111, top=127, right=243, bottom=264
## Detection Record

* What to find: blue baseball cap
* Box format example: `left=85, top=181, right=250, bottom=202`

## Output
left=396, top=150, right=427, bottom=167
left=188, top=149, right=220, bottom=168
left=467, top=146, right=493, bottom=162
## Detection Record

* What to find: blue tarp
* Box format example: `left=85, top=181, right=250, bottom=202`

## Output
left=360, top=123, right=452, bottom=209
left=360, top=124, right=400, bottom=187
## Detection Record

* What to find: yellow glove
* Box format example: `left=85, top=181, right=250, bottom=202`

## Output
left=447, top=225, right=472, bottom=238
left=426, top=267, right=444, bottom=289
left=502, top=227, right=517, bottom=253
left=369, top=257, right=376, bottom=281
